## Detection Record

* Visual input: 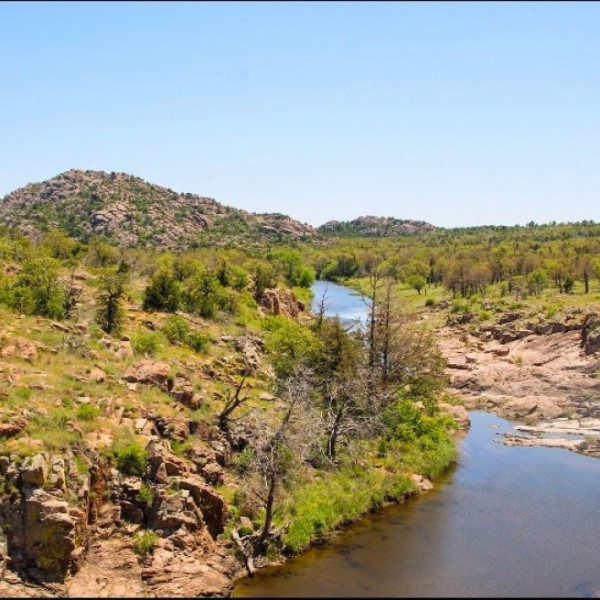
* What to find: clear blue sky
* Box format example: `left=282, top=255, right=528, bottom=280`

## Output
left=1, top=1, right=600, bottom=228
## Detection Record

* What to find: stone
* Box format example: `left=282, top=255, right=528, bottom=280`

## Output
left=115, top=340, right=134, bottom=359
left=0, top=418, right=26, bottom=439
left=0, top=337, right=38, bottom=362
left=179, top=475, right=227, bottom=538
left=439, top=403, right=470, bottom=429
left=21, top=454, right=48, bottom=487
left=87, top=367, right=106, bottom=383
left=259, top=288, right=303, bottom=319
left=124, top=361, right=171, bottom=390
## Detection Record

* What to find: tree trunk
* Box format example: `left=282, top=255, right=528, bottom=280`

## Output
left=259, top=474, right=277, bottom=546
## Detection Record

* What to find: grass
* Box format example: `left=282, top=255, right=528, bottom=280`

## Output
left=279, top=464, right=414, bottom=554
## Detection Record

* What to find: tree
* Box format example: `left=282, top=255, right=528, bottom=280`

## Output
left=10, top=257, right=65, bottom=319
left=527, top=268, right=548, bottom=296
left=143, top=268, right=182, bottom=312
left=242, top=372, right=315, bottom=555
left=406, top=274, right=427, bottom=295
left=312, top=316, right=366, bottom=461
left=95, top=268, right=128, bottom=335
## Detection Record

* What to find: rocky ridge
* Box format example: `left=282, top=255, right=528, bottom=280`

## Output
left=318, top=215, right=436, bottom=237
left=0, top=170, right=316, bottom=249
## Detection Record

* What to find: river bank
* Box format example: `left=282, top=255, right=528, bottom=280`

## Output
left=437, top=318, right=600, bottom=457
left=235, top=410, right=600, bottom=597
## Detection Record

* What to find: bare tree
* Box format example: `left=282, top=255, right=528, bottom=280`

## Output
left=314, top=283, right=330, bottom=329
left=217, top=376, right=249, bottom=432
left=232, top=370, right=316, bottom=568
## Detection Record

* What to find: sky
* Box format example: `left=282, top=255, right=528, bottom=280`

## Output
left=1, top=1, right=600, bottom=229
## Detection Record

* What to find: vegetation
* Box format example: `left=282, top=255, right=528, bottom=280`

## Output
left=3, top=200, right=599, bottom=579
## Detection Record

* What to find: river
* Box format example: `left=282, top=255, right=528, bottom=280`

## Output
left=233, top=281, right=600, bottom=597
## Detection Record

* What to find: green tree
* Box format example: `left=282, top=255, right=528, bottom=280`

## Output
left=143, top=268, right=182, bottom=312
left=9, top=257, right=65, bottom=319
left=406, top=274, right=427, bottom=295
left=95, top=269, right=128, bottom=335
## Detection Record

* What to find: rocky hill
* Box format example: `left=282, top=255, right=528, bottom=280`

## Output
left=0, top=170, right=316, bottom=249
left=318, top=215, right=436, bottom=237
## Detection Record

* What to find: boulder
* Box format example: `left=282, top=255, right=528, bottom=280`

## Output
left=23, top=489, right=83, bottom=580
left=581, top=314, right=600, bottom=355
left=20, top=454, right=48, bottom=487
left=124, top=361, right=172, bottom=390
left=115, top=340, right=134, bottom=359
left=0, top=418, right=26, bottom=439
left=178, top=475, right=227, bottom=538
left=438, top=403, right=470, bottom=429
left=150, top=490, right=203, bottom=536
left=0, top=337, right=38, bottom=362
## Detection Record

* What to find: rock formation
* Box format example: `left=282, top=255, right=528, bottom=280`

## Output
left=0, top=170, right=316, bottom=249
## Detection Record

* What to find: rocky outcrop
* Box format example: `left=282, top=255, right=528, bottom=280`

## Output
left=319, top=215, right=436, bottom=237
left=124, top=361, right=172, bottom=390
left=581, top=313, right=600, bottom=355
left=259, top=288, right=305, bottom=319
left=0, top=337, right=38, bottom=362
left=439, top=310, right=600, bottom=457
left=0, top=433, right=236, bottom=597
left=0, top=169, right=316, bottom=250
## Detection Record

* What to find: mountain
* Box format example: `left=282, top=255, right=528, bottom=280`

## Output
left=318, top=215, right=436, bottom=237
left=0, top=169, right=316, bottom=248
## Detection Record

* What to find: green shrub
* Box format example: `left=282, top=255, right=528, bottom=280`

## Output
left=76, top=404, right=100, bottom=421
left=132, top=332, right=162, bottom=356
left=425, top=298, right=435, bottom=307
left=137, top=482, right=153, bottom=505
left=113, top=441, right=148, bottom=477
left=132, top=530, right=159, bottom=556
left=162, top=314, right=189, bottom=343
left=143, top=269, right=181, bottom=312
left=185, top=331, right=210, bottom=353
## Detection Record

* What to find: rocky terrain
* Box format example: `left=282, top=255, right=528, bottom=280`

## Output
left=438, top=309, right=600, bottom=456
left=0, top=283, right=313, bottom=598
left=0, top=170, right=316, bottom=249
left=318, top=215, right=436, bottom=237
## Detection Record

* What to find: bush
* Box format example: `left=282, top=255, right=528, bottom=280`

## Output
left=132, top=332, right=162, bottom=356
left=425, top=298, right=435, bottom=307
left=113, top=441, right=148, bottom=477
left=143, top=269, right=181, bottom=312
left=7, top=257, right=66, bottom=319
left=162, top=314, right=189, bottom=343
left=186, top=331, right=210, bottom=353
left=137, top=482, right=153, bottom=506
left=132, top=530, right=159, bottom=556
left=76, top=404, right=100, bottom=421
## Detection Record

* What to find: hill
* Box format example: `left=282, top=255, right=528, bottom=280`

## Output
left=318, top=215, right=437, bottom=237
left=0, top=169, right=316, bottom=249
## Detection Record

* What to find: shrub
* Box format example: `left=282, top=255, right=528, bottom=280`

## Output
left=143, top=269, right=181, bottom=312
left=8, top=257, right=66, bottom=319
left=132, top=530, right=159, bottom=556
left=185, top=331, right=210, bottom=354
left=425, top=298, right=435, bottom=307
left=76, top=404, right=100, bottom=421
left=162, top=314, right=189, bottom=343
left=137, top=482, right=153, bottom=505
left=114, top=441, right=148, bottom=477
left=132, top=332, right=162, bottom=356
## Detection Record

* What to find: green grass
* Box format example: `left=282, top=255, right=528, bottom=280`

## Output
left=280, top=465, right=413, bottom=554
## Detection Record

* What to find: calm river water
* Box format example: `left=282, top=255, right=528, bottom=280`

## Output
left=233, top=281, right=600, bottom=598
